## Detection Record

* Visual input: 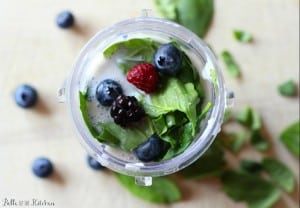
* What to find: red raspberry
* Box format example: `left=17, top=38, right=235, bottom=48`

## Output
left=126, top=63, right=159, bottom=93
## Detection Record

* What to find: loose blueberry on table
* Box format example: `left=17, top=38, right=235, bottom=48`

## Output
left=14, top=84, right=38, bottom=108
left=87, top=155, right=105, bottom=170
left=32, top=157, right=53, bottom=178
left=56, top=11, right=75, bottom=29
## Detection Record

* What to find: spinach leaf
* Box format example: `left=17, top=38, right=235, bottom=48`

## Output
left=280, top=121, right=300, bottom=156
left=103, top=38, right=159, bottom=73
left=221, top=131, right=247, bottom=153
left=250, top=130, right=269, bottom=151
left=233, top=30, right=253, bottom=43
left=141, top=78, right=198, bottom=133
left=223, top=109, right=233, bottom=123
left=154, top=0, right=214, bottom=38
left=221, top=51, right=241, bottom=78
left=163, top=102, right=212, bottom=160
left=278, top=80, right=297, bottom=97
left=221, top=170, right=280, bottom=208
left=236, top=107, right=262, bottom=131
left=162, top=122, right=194, bottom=159
left=181, top=141, right=225, bottom=179
left=97, top=118, right=154, bottom=151
left=175, top=0, right=214, bottom=38
left=240, top=159, right=263, bottom=174
left=115, top=174, right=181, bottom=203
left=262, top=158, right=295, bottom=193
left=79, top=91, right=100, bottom=138
left=153, top=0, right=179, bottom=20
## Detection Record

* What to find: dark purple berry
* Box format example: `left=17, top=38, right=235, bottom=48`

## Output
left=110, top=95, right=144, bottom=127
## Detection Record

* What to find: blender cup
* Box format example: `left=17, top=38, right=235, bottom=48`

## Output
left=58, top=14, right=234, bottom=186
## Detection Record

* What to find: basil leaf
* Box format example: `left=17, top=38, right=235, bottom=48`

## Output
left=221, top=51, right=241, bottom=78
left=79, top=91, right=100, bottom=138
left=240, top=159, right=263, bottom=174
left=141, top=78, right=198, bottom=133
left=278, top=80, right=297, bottom=97
left=221, top=170, right=280, bottom=208
left=176, top=0, right=214, bottom=38
left=115, top=174, right=181, bottom=203
left=181, top=141, right=225, bottom=179
left=233, top=30, right=253, bottom=43
left=250, top=130, right=269, bottom=151
left=262, top=158, right=295, bottom=193
left=103, top=38, right=159, bottom=73
left=97, top=118, right=154, bottom=151
left=280, top=121, right=300, bottom=156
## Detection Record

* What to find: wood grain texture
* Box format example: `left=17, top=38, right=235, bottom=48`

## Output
left=0, top=0, right=299, bottom=208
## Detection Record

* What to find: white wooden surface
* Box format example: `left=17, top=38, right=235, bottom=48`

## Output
left=0, top=0, right=299, bottom=208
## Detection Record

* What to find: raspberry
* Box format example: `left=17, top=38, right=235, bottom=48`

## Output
left=126, top=63, right=159, bottom=93
left=110, top=95, right=145, bottom=127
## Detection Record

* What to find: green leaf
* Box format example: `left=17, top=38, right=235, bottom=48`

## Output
left=223, top=109, right=233, bottom=123
left=97, top=118, right=154, bottom=151
left=221, top=51, right=241, bottom=78
left=181, top=141, right=225, bottom=179
left=262, top=157, right=295, bottom=193
left=240, top=159, right=263, bottom=174
left=278, top=80, right=297, bottom=97
left=141, top=78, right=198, bottom=133
left=115, top=174, right=181, bottom=204
left=250, top=130, right=269, bottom=151
left=103, top=38, right=159, bottom=73
left=233, top=30, right=253, bottom=43
left=163, top=102, right=212, bottom=160
left=162, top=122, right=194, bottom=159
left=176, top=0, right=214, bottom=38
left=221, top=131, right=247, bottom=153
left=79, top=91, right=100, bottom=138
left=236, top=107, right=262, bottom=131
left=154, top=0, right=179, bottom=20
left=280, top=121, right=300, bottom=156
left=221, top=170, right=281, bottom=208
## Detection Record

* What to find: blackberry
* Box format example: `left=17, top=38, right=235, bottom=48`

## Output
left=110, top=95, right=145, bottom=127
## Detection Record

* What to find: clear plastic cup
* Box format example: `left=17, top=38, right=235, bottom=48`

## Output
left=59, top=14, right=233, bottom=186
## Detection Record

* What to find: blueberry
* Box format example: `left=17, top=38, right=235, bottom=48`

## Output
left=14, top=84, right=38, bottom=108
left=56, top=11, right=74, bottom=28
left=153, top=43, right=182, bottom=75
left=96, top=79, right=123, bottom=106
left=134, top=134, right=169, bottom=162
left=87, top=155, right=105, bottom=170
left=32, top=157, right=53, bottom=178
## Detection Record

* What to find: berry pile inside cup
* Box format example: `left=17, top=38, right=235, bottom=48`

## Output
left=80, top=38, right=212, bottom=162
